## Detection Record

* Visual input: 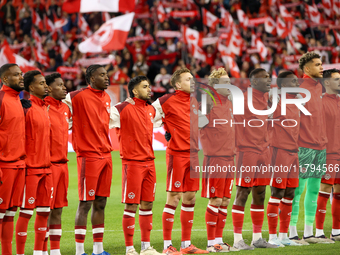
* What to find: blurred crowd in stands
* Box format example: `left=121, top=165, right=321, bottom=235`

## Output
left=1, top=0, right=340, bottom=100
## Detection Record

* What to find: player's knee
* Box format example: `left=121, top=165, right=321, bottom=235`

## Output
left=235, top=187, right=251, bottom=205
left=320, top=183, right=332, bottom=193
left=140, top=201, right=153, bottom=210
left=167, top=192, right=182, bottom=207
left=78, top=201, right=93, bottom=214
left=182, top=191, right=196, bottom=204
left=93, top=197, right=107, bottom=211
left=334, top=184, right=340, bottom=193
left=221, top=197, right=230, bottom=207
left=125, top=203, right=138, bottom=212
left=51, top=208, right=62, bottom=221
left=271, top=187, right=284, bottom=199
left=209, top=197, right=222, bottom=207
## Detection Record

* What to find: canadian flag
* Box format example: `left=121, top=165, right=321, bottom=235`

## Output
left=32, top=8, right=43, bottom=30
left=33, top=47, right=50, bottom=67
left=62, top=0, right=135, bottom=13
left=288, top=35, right=299, bottom=54
left=265, top=16, right=276, bottom=35
left=182, top=26, right=203, bottom=48
left=202, top=8, right=219, bottom=29
left=276, top=16, right=288, bottom=38
left=218, top=42, right=231, bottom=60
left=78, top=13, right=134, bottom=53
left=291, top=25, right=306, bottom=44
left=279, top=5, right=294, bottom=22
left=32, top=28, right=42, bottom=44
left=226, top=56, right=240, bottom=78
left=220, top=6, right=233, bottom=29
left=305, top=4, right=323, bottom=23
left=157, top=3, right=166, bottom=23
left=59, top=40, right=72, bottom=61
left=54, top=13, right=68, bottom=29
left=0, top=45, right=38, bottom=73
left=102, top=12, right=111, bottom=23
left=78, top=14, right=92, bottom=37
left=322, top=0, right=332, bottom=17
left=256, top=38, right=268, bottom=61
left=192, top=44, right=206, bottom=62
left=334, top=30, right=340, bottom=46
left=225, top=30, right=243, bottom=56
left=335, top=0, right=340, bottom=15
left=44, top=15, right=55, bottom=32
left=237, top=9, right=249, bottom=28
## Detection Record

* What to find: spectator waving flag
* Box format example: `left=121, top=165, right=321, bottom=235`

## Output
left=279, top=5, right=294, bottom=22
left=220, top=6, right=233, bottom=29
left=334, top=30, right=340, bottom=46
left=59, top=40, right=72, bottom=61
left=78, top=13, right=135, bottom=53
left=202, top=8, right=219, bottom=29
left=335, top=0, right=340, bottom=15
left=265, top=16, right=276, bottom=35
left=157, top=3, right=166, bottom=23
left=32, top=8, right=44, bottom=30
left=305, top=3, right=323, bottom=23
left=276, top=16, right=288, bottom=38
left=62, top=0, right=135, bottom=13
left=78, top=14, right=92, bottom=37
left=322, top=0, right=332, bottom=17
left=182, top=26, right=203, bottom=48
left=0, top=45, right=38, bottom=73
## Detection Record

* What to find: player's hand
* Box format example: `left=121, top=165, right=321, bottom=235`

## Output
left=125, top=97, right=135, bottom=105
left=165, top=132, right=171, bottom=142
left=20, top=99, right=32, bottom=109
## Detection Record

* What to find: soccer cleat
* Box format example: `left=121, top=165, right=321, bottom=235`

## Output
left=280, top=237, right=302, bottom=246
left=92, top=252, right=111, bottom=255
left=140, top=246, right=164, bottom=255
left=232, top=240, right=254, bottom=250
left=268, top=237, right=285, bottom=247
left=206, top=244, right=223, bottom=252
left=180, top=244, right=209, bottom=254
left=315, top=235, right=335, bottom=243
left=126, top=248, right=139, bottom=255
left=289, top=236, right=309, bottom=245
left=251, top=238, right=279, bottom=248
left=330, top=234, right=340, bottom=241
left=219, top=243, right=239, bottom=252
left=163, top=245, right=182, bottom=255
left=303, top=235, right=331, bottom=244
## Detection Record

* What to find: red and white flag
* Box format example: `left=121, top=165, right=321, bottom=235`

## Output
left=265, top=16, right=276, bottom=35
left=220, top=6, right=233, bottom=29
left=334, top=0, right=340, bottom=15
left=279, top=5, right=294, bottom=22
left=32, top=28, right=42, bottom=44
left=102, top=12, right=111, bottom=23
left=157, top=3, right=166, bottom=23
left=54, top=13, right=68, bottom=29
left=237, top=9, right=249, bottom=28
left=0, top=45, right=38, bottom=73
left=62, top=0, right=135, bottom=13
left=202, top=8, right=219, bottom=29
left=182, top=26, right=203, bottom=48
left=78, top=13, right=135, bottom=53
left=288, top=35, right=299, bottom=54
left=218, top=42, right=231, bottom=60
left=59, top=40, right=72, bottom=61
left=78, top=14, right=92, bottom=37
left=33, top=47, right=49, bottom=67
left=32, top=8, right=43, bottom=30
left=256, top=38, right=268, bottom=61
left=192, top=44, right=206, bottom=62
left=334, top=30, right=340, bottom=46
left=226, top=56, right=240, bottom=78
left=276, top=16, right=288, bottom=38
left=305, top=3, right=323, bottom=23
left=322, top=0, right=332, bottom=17
left=291, top=24, right=306, bottom=44
left=44, top=15, right=55, bottom=32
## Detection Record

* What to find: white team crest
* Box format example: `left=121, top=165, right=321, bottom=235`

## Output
left=88, top=189, right=95, bottom=197
left=210, top=187, right=215, bottom=193
left=276, top=177, right=282, bottom=184
left=174, top=181, right=181, bottom=188
left=244, top=176, right=251, bottom=183
left=28, top=197, right=35, bottom=204
left=128, top=192, right=135, bottom=199
left=324, top=174, right=331, bottom=180
left=0, top=198, right=3, bottom=204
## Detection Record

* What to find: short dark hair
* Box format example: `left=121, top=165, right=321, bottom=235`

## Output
left=298, top=51, right=321, bottom=71
left=323, top=69, right=339, bottom=79
left=0, top=63, right=18, bottom=79
left=24, top=70, right=42, bottom=92
left=249, top=68, right=267, bottom=79
left=128, top=76, right=148, bottom=98
left=85, top=65, right=103, bottom=85
left=45, top=72, right=62, bottom=86
left=170, top=68, right=191, bottom=89
left=277, top=70, right=295, bottom=88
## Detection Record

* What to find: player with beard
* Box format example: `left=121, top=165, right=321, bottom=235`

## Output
left=232, top=68, right=278, bottom=250
left=15, top=70, right=52, bottom=255
left=43, top=73, right=71, bottom=255
left=110, top=76, right=163, bottom=255
left=289, top=52, right=329, bottom=244
left=315, top=69, right=340, bottom=242
left=0, top=64, right=26, bottom=255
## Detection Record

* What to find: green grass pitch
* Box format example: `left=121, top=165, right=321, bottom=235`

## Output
left=15, top=151, right=340, bottom=254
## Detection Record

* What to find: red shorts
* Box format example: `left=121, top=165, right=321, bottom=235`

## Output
left=321, top=157, right=340, bottom=185
left=22, top=171, right=53, bottom=209
left=235, top=148, right=271, bottom=187
left=269, top=147, right=299, bottom=189
left=0, top=168, right=25, bottom=210
left=166, top=153, right=199, bottom=192
left=51, top=163, right=69, bottom=209
left=77, top=156, right=112, bottom=201
left=121, top=160, right=156, bottom=204
left=201, top=156, right=234, bottom=199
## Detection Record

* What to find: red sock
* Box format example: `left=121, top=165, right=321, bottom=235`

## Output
left=216, top=206, right=227, bottom=240
left=162, top=204, right=176, bottom=241
left=279, top=197, right=293, bottom=234
left=139, top=209, right=153, bottom=242
left=50, top=224, right=62, bottom=250
left=75, top=225, right=86, bottom=243
left=0, top=209, right=5, bottom=240
left=180, top=203, right=195, bottom=242
left=123, top=210, right=135, bottom=246
left=93, top=223, right=104, bottom=242
left=205, top=204, right=218, bottom=241
left=316, top=191, right=330, bottom=230
left=34, top=208, right=50, bottom=252
left=43, top=227, right=49, bottom=252
left=16, top=209, right=33, bottom=255
left=332, top=193, right=340, bottom=230
left=1, top=208, right=17, bottom=255
left=232, top=205, right=244, bottom=234
left=250, top=204, right=264, bottom=234
left=267, top=197, right=280, bottom=235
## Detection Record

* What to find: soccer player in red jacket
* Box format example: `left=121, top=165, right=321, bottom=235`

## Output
left=153, top=68, right=209, bottom=254
left=0, top=64, right=26, bottom=255
left=64, top=65, right=112, bottom=255
left=315, top=69, right=340, bottom=241
left=110, top=76, right=163, bottom=255
left=15, top=70, right=52, bottom=255
left=44, top=73, right=71, bottom=255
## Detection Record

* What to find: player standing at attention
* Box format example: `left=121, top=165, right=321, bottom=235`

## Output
left=0, top=64, right=26, bottom=255
left=64, top=65, right=112, bottom=255
left=289, top=52, right=329, bottom=244
left=44, top=73, right=71, bottom=255
left=315, top=69, right=340, bottom=242
left=199, top=68, right=238, bottom=252
left=232, top=68, right=278, bottom=250
left=15, top=70, right=52, bottom=255
left=110, top=76, right=163, bottom=255
left=266, top=71, right=304, bottom=246
left=153, top=68, right=209, bottom=254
